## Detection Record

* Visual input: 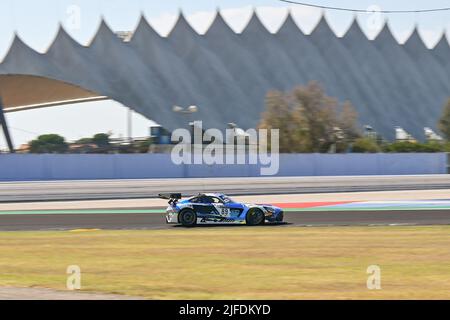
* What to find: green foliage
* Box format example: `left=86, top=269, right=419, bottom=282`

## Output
left=422, top=142, right=447, bottom=152
left=137, top=139, right=154, bottom=154
left=444, top=142, right=450, bottom=152
left=438, top=99, right=450, bottom=140
left=29, top=134, right=68, bottom=154
left=75, top=137, right=93, bottom=144
left=118, top=144, right=135, bottom=154
left=73, top=133, right=112, bottom=153
left=259, top=90, right=310, bottom=153
left=351, top=138, right=381, bottom=153
left=92, top=133, right=111, bottom=148
left=259, top=81, right=361, bottom=153
left=383, top=141, right=445, bottom=153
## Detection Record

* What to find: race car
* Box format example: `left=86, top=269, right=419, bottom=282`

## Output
left=160, top=193, right=284, bottom=227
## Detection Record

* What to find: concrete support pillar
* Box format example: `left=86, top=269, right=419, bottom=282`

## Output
left=0, top=97, right=14, bottom=153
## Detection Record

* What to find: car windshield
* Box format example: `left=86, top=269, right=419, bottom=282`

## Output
left=220, top=195, right=234, bottom=203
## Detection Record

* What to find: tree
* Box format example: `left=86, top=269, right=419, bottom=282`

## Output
left=438, top=99, right=450, bottom=140
left=352, top=138, right=381, bottom=153
left=138, top=138, right=154, bottom=153
left=383, top=141, right=444, bottom=153
left=259, top=91, right=310, bottom=152
left=75, top=137, right=93, bottom=145
left=258, top=81, right=361, bottom=153
left=292, top=82, right=338, bottom=152
left=339, top=101, right=361, bottom=141
left=92, top=133, right=111, bottom=148
left=29, top=134, right=68, bottom=154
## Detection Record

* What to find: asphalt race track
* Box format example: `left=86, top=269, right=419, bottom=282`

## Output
left=0, top=209, right=449, bottom=231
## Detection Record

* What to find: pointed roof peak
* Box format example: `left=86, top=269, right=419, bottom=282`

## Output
left=8, top=32, right=36, bottom=53
left=131, top=13, right=161, bottom=42
left=95, top=17, right=115, bottom=37
left=349, top=15, right=359, bottom=28
left=206, top=8, right=234, bottom=36
left=432, top=31, right=450, bottom=59
left=408, top=25, right=421, bottom=37
left=343, top=16, right=366, bottom=39
left=277, top=10, right=303, bottom=35
left=98, top=17, right=114, bottom=33
left=374, top=20, right=397, bottom=43
left=434, top=31, right=449, bottom=49
left=404, top=26, right=427, bottom=48
left=169, top=11, right=197, bottom=37
left=214, top=7, right=228, bottom=22
left=284, top=10, right=297, bottom=25
left=136, top=13, right=151, bottom=29
left=48, top=24, right=81, bottom=51
left=242, top=9, right=269, bottom=35
left=89, top=17, right=118, bottom=46
left=1, top=32, right=40, bottom=64
left=310, top=13, right=334, bottom=36
left=11, top=32, right=26, bottom=45
left=438, top=30, right=448, bottom=41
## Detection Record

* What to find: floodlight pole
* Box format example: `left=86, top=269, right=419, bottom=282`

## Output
left=127, top=108, right=133, bottom=143
left=0, top=96, right=14, bottom=153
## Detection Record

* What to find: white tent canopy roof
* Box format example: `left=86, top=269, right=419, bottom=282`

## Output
left=0, top=11, right=448, bottom=140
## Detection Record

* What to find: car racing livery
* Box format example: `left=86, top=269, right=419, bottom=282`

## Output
left=160, top=193, right=284, bottom=227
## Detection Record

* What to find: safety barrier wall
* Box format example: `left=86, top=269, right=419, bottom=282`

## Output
left=447, top=153, right=450, bottom=174
left=0, top=153, right=447, bottom=181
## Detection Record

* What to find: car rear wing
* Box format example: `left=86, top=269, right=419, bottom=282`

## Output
left=158, top=193, right=183, bottom=205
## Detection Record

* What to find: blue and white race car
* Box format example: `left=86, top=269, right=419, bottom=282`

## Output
left=160, top=193, right=284, bottom=227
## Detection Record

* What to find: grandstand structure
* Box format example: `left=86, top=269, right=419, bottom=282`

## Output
left=1, top=10, right=449, bottom=151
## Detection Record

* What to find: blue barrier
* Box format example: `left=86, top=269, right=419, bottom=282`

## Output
left=0, top=153, right=447, bottom=181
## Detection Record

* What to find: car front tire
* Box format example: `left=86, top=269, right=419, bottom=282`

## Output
left=179, top=209, right=197, bottom=227
left=246, top=209, right=265, bottom=226
left=276, top=211, right=284, bottom=223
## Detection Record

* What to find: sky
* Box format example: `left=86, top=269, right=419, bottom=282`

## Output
left=1, top=0, right=450, bottom=149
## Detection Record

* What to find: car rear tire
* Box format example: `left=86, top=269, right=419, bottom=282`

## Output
left=246, top=209, right=265, bottom=226
left=179, top=209, right=197, bottom=227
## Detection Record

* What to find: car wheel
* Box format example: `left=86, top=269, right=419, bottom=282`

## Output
left=276, top=211, right=284, bottom=223
left=246, top=209, right=265, bottom=226
left=179, top=209, right=197, bottom=227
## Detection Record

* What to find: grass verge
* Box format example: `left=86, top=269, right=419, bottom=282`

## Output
left=0, top=226, right=449, bottom=299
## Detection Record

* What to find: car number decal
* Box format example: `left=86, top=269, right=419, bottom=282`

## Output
left=213, top=204, right=230, bottom=216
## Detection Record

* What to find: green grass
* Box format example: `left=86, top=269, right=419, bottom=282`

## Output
left=0, top=226, right=449, bottom=300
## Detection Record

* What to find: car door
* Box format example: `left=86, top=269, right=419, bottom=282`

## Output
left=223, top=202, right=245, bottom=218
left=210, top=197, right=231, bottom=218
left=191, top=196, right=216, bottom=216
